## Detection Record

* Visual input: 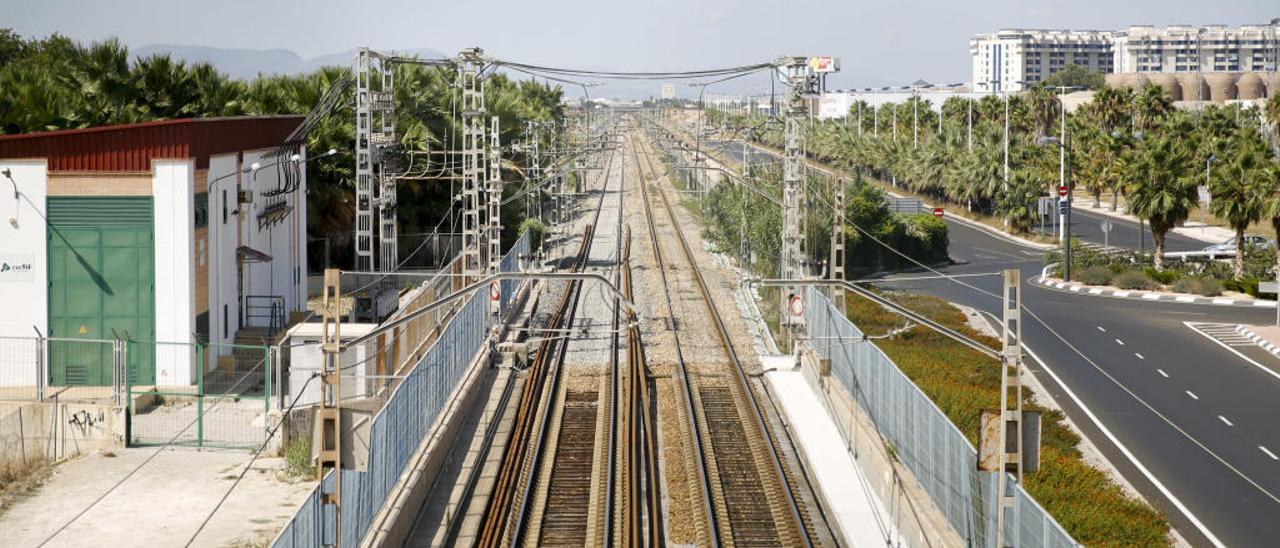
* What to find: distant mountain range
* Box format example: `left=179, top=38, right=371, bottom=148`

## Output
left=132, top=44, right=449, bottom=81
left=133, top=44, right=887, bottom=100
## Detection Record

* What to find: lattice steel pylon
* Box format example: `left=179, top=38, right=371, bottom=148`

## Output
left=830, top=177, right=846, bottom=311
left=354, top=48, right=397, bottom=271
left=458, top=48, right=487, bottom=282
left=780, top=56, right=817, bottom=330
left=487, top=116, right=502, bottom=276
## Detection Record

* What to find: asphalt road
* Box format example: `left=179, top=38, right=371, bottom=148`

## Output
left=886, top=220, right=1280, bottom=547
left=701, top=137, right=1216, bottom=254
left=697, top=133, right=1280, bottom=546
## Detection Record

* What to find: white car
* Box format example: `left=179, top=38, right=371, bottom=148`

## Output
left=1202, top=235, right=1274, bottom=254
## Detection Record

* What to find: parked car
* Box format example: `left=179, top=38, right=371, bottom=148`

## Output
left=1202, top=235, right=1275, bottom=254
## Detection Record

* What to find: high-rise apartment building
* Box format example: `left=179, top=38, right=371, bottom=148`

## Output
left=1113, top=20, right=1280, bottom=74
left=970, top=30, right=1114, bottom=92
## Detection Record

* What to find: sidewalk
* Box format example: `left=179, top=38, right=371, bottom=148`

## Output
left=0, top=448, right=316, bottom=547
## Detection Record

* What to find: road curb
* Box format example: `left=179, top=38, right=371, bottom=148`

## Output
left=1234, top=325, right=1280, bottom=359
left=1030, top=272, right=1278, bottom=308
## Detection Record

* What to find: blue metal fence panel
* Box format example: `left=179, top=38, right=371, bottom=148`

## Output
left=500, top=231, right=531, bottom=314
left=804, top=287, right=1077, bottom=548
left=272, top=287, right=491, bottom=548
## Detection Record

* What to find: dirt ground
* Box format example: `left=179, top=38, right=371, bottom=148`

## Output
left=0, top=447, right=316, bottom=547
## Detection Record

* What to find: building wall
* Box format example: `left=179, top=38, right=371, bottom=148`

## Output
left=971, top=30, right=1113, bottom=93
left=0, top=161, right=49, bottom=341
left=1115, top=22, right=1280, bottom=74
left=239, top=147, right=308, bottom=330
left=152, top=159, right=195, bottom=385
left=207, top=153, right=240, bottom=353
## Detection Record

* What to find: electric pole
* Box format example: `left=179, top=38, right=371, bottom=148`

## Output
left=779, top=55, right=837, bottom=344
left=487, top=116, right=503, bottom=313
left=353, top=49, right=397, bottom=272
left=830, top=177, right=846, bottom=311
left=317, top=269, right=342, bottom=547
left=996, top=269, right=1025, bottom=548
left=458, top=48, right=486, bottom=283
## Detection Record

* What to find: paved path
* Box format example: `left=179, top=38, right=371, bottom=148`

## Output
left=0, top=448, right=316, bottom=547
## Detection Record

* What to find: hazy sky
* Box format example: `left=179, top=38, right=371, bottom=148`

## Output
left=7, top=0, right=1277, bottom=96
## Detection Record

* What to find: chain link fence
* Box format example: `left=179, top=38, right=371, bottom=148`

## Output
left=804, top=287, right=1077, bottom=548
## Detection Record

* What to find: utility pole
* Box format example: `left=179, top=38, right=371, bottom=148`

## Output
left=354, top=49, right=397, bottom=272
left=487, top=115, right=503, bottom=313
left=830, top=177, right=846, bottom=311
left=317, top=268, right=342, bottom=547
left=458, top=48, right=486, bottom=283
left=779, top=55, right=834, bottom=343
left=995, top=269, right=1024, bottom=548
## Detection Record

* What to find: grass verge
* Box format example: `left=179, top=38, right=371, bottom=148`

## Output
left=0, top=455, right=53, bottom=518
left=845, top=289, right=1169, bottom=546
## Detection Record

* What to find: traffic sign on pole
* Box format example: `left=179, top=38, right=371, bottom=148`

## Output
left=1057, top=185, right=1068, bottom=198
left=932, top=207, right=944, bottom=218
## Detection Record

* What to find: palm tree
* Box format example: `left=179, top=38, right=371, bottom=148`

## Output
left=1265, top=94, right=1280, bottom=151
left=1133, top=84, right=1172, bottom=131
left=1126, top=131, right=1198, bottom=270
left=1208, top=128, right=1273, bottom=279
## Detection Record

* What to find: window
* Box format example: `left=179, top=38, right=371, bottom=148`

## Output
left=222, top=189, right=228, bottom=223
left=194, top=192, right=208, bottom=229
left=222, top=304, right=228, bottom=339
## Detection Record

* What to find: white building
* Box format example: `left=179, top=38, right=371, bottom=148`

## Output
left=971, top=29, right=1115, bottom=93
left=661, top=83, right=677, bottom=101
left=0, top=117, right=309, bottom=388
left=1113, top=20, right=1280, bottom=74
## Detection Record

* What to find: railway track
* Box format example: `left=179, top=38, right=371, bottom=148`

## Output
left=630, top=123, right=815, bottom=547
left=475, top=128, right=618, bottom=548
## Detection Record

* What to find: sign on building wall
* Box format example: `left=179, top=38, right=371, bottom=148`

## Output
left=0, top=254, right=34, bottom=282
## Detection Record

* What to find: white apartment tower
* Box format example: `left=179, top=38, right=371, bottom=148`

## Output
left=1113, top=20, right=1280, bottom=74
left=970, top=30, right=1114, bottom=92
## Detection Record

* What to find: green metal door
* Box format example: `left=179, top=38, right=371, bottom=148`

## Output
left=47, top=196, right=155, bottom=386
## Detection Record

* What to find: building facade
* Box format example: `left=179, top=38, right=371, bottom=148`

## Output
left=1113, top=21, right=1280, bottom=74
left=970, top=29, right=1114, bottom=93
left=0, top=117, right=308, bottom=387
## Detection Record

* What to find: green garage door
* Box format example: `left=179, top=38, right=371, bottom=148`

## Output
left=48, top=196, right=155, bottom=386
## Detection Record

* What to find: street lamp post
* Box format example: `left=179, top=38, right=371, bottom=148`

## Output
left=1038, top=135, right=1072, bottom=281
left=1047, top=85, right=1083, bottom=243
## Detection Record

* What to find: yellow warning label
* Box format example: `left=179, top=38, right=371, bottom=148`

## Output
left=78, top=325, right=88, bottom=335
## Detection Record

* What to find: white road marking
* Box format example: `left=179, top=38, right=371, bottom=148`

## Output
left=975, top=311, right=1229, bottom=547
left=1089, top=288, right=1104, bottom=295
left=1186, top=390, right=1199, bottom=400
left=1134, top=352, right=1145, bottom=360
left=1070, top=285, right=1083, bottom=292
left=1254, top=301, right=1277, bottom=308
left=1185, top=322, right=1280, bottom=383
left=1097, top=326, right=1107, bottom=332
left=1212, top=298, right=1235, bottom=305
left=1142, top=293, right=1161, bottom=300
left=1262, top=446, right=1279, bottom=460
left=1218, top=415, right=1234, bottom=427
left=1113, top=291, right=1131, bottom=297
left=1115, top=338, right=1126, bottom=346
left=1158, top=369, right=1169, bottom=378
left=1175, top=296, right=1197, bottom=303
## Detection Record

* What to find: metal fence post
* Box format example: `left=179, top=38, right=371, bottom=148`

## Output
left=197, top=342, right=204, bottom=449
left=264, top=345, right=272, bottom=443
left=33, top=327, right=46, bottom=402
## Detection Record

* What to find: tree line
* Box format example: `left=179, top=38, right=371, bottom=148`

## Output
left=0, top=30, right=566, bottom=269
left=709, top=84, right=1280, bottom=277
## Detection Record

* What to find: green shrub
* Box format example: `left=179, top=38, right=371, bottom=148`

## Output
left=280, top=437, right=315, bottom=481
left=1171, top=278, right=1200, bottom=294
left=1143, top=267, right=1178, bottom=285
left=1223, top=277, right=1260, bottom=297
left=518, top=218, right=548, bottom=251
left=1114, top=270, right=1159, bottom=290
left=1195, top=278, right=1223, bottom=297
left=1078, top=266, right=1114, bottom=286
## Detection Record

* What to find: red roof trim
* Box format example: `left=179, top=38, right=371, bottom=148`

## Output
left=0, top=116, right=305, bottom=172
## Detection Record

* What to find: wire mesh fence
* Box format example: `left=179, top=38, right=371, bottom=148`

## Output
left=804, top=287, right=1077, bottom=548
left=0, top=335, right=122, bottom=403
left=273, top=288, right=490, bottom=548
left=127, top=341, right=272, bottom=448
